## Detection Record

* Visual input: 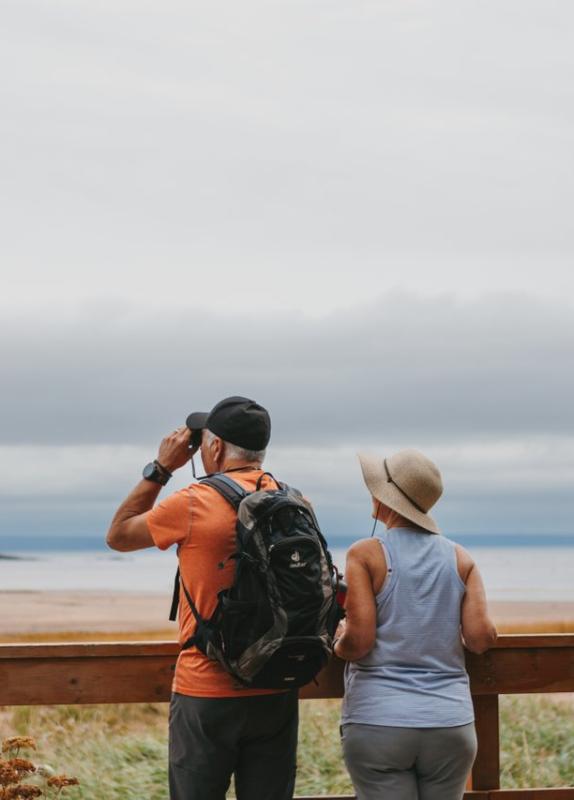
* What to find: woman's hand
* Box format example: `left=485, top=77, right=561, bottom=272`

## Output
left=335, top=619, right=347, bottom=640
left=333, top=619, right=347, bottom=659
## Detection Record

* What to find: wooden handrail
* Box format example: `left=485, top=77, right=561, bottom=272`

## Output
left=1, top=634, right=573, bottom=800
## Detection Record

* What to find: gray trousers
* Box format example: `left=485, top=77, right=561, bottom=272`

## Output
left=341, top=722, right=477, bottom=800
left=169, top=691, right=298, bottom=800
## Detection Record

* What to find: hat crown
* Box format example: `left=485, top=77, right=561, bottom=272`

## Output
left=208, top=396, right=271, bottom=450
left=387, top=449, right=443, bottom=513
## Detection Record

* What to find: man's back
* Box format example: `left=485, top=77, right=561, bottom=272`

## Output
left=148, top=469, right=284, bottom=697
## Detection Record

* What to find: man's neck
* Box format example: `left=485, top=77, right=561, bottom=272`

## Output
left=219, top=460, right=262, bottom=473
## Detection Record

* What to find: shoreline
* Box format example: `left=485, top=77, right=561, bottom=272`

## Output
left=1, top=591, right=574, bottom=639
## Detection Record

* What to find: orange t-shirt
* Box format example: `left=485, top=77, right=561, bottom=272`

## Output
left=147, top=470, right=283, bottom=697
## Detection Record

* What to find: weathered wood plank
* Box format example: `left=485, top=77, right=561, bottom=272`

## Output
left=295, top=792, right=574, bottom=800
left=467, top=646, right=574, bottom=695
left=0, top=642, right=179, bottom=660
left=295, top=796, right=497, bottom=800
left=294, top=796, right=355, bottom=799
left=0, top=655, right=175, bottom=705
left=299, top=657, right=345, bottom=699
left=0, top=634, right=571, bottom=660
left=472, top=695, right=500, bottom=790
left=464, top=795, right=495, bottom=799
left=491, top=635, right=574, bottom=649
left=484, top=792, right=574, bottom=799
left=0, top=635, right=573, bottom=707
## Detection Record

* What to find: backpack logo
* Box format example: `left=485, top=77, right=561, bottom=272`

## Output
left=290, top=549, right=307, bottom=568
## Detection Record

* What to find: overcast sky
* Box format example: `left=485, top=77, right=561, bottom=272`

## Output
left=1, top=0, right=573, bottom=544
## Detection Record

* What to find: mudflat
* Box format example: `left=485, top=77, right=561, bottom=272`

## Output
left=1, top=591, right=574, bottom=638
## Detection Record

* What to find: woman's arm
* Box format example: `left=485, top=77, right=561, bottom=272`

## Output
left=334, top=540, right=384, bottom=662
left=456, top=545, right=498, bottom=654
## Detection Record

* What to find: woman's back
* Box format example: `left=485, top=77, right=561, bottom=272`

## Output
left=342, top=528, right=474, bottom=728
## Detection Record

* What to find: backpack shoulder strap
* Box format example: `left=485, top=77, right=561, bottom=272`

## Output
left=169, top=474, right=248, bottom=622
left=169, top=564, right=206, bottom=624
left=169, top=566, right=181, bottom=622
left=200, top=473, right=249, bottom=511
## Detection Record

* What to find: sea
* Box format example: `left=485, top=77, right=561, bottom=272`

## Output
left=1, top=534, right=574, bottom=602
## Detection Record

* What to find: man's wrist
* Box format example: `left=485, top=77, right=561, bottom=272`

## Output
left=142, top=460, right=172, bottom=485
left=154, top=460, right=173, bottom=478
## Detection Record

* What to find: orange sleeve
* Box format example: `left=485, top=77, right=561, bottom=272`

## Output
left=147, top=487, right=192, bottom=550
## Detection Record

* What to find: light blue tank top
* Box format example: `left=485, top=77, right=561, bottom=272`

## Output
left=341, top=528, right=474, bottom=728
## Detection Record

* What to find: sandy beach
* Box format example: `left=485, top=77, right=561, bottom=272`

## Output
left=0, top=591, right=176, bottom=638
left=1, top=591, right=574, bottom=639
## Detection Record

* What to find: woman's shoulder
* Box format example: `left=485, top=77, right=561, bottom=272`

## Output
left=347, top=537, right=385, bottom=559
left=451, top=542, right=475, bottom=583
left=345, top=538, right=387, bottom=573
left=346, top=538, right=387, bottom=594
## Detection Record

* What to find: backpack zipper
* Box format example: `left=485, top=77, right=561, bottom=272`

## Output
left=268, top=535, right=321, bottom=555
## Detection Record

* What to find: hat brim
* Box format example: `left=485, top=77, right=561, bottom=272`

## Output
left=186, top=411, right=209, bottom=431
left=358, top=452, right=440, bottom=535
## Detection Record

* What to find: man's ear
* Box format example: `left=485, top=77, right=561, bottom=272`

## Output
left=213, top=436, right=225, bottom=467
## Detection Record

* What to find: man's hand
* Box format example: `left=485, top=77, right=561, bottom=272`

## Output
left=107, top=425, right=198, bottom=553
left=157, top=426, right=194, bottom=472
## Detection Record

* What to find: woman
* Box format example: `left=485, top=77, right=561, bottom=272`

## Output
left=334, top=448, right=497, bottom=800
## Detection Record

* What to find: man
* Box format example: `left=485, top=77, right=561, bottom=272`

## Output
left=106, top=396, right=298, bottom=800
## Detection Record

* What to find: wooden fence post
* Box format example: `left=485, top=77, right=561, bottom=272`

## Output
left=471, top=694, right=500, bottom=790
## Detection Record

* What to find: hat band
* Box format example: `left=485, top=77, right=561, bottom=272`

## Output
left=383, top=459, right=426, bottom=514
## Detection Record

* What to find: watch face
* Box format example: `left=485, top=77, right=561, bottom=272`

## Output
left=143, top=461, right=169, bottom=484
left=143, top=462, right=157, bottom=480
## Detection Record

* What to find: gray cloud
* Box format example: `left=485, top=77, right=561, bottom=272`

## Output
left=1, top=291, right=573, bottom=447
left=2, top=438, right=574, bottom=539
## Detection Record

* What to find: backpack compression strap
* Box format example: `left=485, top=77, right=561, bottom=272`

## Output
left=169, top=567, right=181, bottom=621
left=168, top=474, right=249, bottom=622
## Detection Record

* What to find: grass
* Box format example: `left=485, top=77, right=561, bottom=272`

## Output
left=500, top=695, right=574, bottom=788
left=1, top=695, right=573, bottom=798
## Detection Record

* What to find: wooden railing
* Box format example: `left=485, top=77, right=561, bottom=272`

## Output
left=1, top=634, right=573, bottom=799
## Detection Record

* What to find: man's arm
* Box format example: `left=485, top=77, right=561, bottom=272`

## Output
left=106, top=426, right=193, bottom=552
left=106, top=480, right=161, bottom=552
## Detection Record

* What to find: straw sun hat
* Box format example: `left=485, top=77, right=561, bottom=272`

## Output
left=358, top=449, right=443, bottom=534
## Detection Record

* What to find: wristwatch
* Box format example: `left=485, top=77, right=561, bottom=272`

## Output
left=142, top=460, right=172, bottom=486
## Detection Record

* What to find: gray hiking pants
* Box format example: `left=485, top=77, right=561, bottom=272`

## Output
left=341, top=722, right=477, bottom=800
left=169, top=691, right=298, bottom=800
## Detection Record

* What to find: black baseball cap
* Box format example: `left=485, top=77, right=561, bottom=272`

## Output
left=186, top=396, right=271, bottom=451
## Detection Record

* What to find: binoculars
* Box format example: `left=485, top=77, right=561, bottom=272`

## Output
left=188, top=427, right=203, bottom=449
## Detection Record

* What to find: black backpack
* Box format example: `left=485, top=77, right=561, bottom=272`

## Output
left=169, top=472, right=343, bottom=689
